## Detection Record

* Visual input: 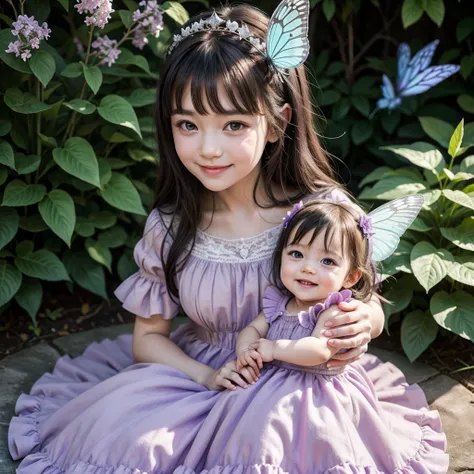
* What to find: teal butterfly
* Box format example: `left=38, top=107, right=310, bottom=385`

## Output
left=365, top=195, right=424, bottom=262
left=266, top=0, right=310, bottom=69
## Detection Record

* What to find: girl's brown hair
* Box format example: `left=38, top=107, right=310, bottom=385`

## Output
left=272, top=200, right=377, bottom=302
left=153, top=4, right=345, bottom=300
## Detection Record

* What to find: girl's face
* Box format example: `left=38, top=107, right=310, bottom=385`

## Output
left=171, top=82, right=277, bottom=193
left=280, top=228, right=361, bottom=306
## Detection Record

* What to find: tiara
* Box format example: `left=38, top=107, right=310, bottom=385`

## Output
left=168, top=12, right=266, bottom=55
left=283, top=201, right=304, bottom=229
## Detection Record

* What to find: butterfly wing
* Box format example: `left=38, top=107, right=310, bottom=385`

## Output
left=397, top=40, right=439, bottom=92
left=368, top=195, right=424, bottom=262
left=266, top=0, right=310, bottom=69
left=377, top=75, right=401, bottom=110
left=400, top=64, right=461, bottom=96
left=396, top=43, right=411, bottom=90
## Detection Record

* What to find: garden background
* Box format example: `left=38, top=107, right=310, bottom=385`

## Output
left=0, top=0, right=473, bottom=389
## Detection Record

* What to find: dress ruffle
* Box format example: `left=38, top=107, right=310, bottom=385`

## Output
left=262, top=286, right=288, bottom=323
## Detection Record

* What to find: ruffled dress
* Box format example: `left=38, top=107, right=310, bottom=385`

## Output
left=8, top=190, right=448, bottom=474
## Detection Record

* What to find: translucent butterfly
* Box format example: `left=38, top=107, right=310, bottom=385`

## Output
left=266, top=0, right=310, bottom=70
left=377, top=40, right=460, bottom=111
left=365, top=194, right=424, bottom=262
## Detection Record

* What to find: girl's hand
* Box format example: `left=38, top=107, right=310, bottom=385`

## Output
left=203, top=360, right=256, bottom=391
left=236, top=349, right=263, bottom=377
left=322, top=300, right=372, bottom=368
left=249, top=338, right=275, bottom=363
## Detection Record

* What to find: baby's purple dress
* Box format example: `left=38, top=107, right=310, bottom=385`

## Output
left=8, top=191, right=448, bottom=474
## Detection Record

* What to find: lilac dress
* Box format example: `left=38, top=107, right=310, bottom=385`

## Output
left=8, top=191, right=447, bottom=474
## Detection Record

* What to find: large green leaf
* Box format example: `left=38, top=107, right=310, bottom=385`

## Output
left=401, top=310, right=438, bottom=362
left=98, top=225, right=127, bottom=248
left=441, top=217, right=474, bottom=251
left=379, top=240, right=413, bottom=280
left=4, top=88, right=52, bottom=114
left=125, top=88, right=156, bottom=108
left=351, top=121, right=373, bottom=145
left=383, top=275, right=414, bottom=322
left=99, top=172, right=146, bottom=215
left=0, top=260, right=22, bottom=306
left=85, top=238, right=112, bottom=272
left=381, top=142, right=444, bottom=171
left=418, top=116, right=454, bottom=149
left=97, top=95, right=142, bottom=138
left=0, top=208, right=19, bottom=250
left=30, top=50, right=56, bottom=88
left=359, top=166, right=392, bottom=188
left=2, top=180, right=47, bottom=206
left=402, top=0, right=424, bottom=28
left=420, top=189, right=441, bottom=209
left=39, top=190, right=76, bottom=247
left=82, top=63, right=103, bottom=95
left=162, top=1, right=190, bottom=24
left=14, top=278, right=42, bottom=323
left=0, top=29, right=31, bottom=74
left=63, top=250, right=108, bottom=300
left=89, top=211, right=117, bottom=229
left=15, top=154, right=41, bottom=174
left=410, top=242, right=454, bottom=292
left=117, top=249, right=138, bottom=280
left=424, top=0, right=445, bottom=26
left=64, top=99, right=97, bottom=115
left=448, top=119, right=464, bottom=159
left=53, top=137, right=100, bottom=187
left=448, top=256, right=474, bottom=286
left=442, top=189, right=474, bottom=212
left=430, top=290, right=474, bottom=340
left=0, top=140, right=15, bottom=170
left=359, top=176, right=427, bottom=200
left=14, top=249, right=70, bottom=281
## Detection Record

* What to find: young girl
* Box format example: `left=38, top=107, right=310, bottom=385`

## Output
left=8, top=1, right=446, bottom=473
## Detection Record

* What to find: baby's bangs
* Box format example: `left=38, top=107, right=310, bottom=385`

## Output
left=170, top=39, right=267, bottom=116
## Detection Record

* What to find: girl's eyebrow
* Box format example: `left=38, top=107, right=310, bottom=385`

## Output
left=171, top=108, right=250, bottom=116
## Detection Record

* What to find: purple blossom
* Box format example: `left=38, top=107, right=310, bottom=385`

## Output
left=75, top=0, right=114, bottom=29
left=283, top=201, right=304, bottom=229
left=73, top=37, right=85, bottom=56
left=92, top=35, right=121, bottom=66
left=131, top=0, right=164, bottom=50
left=358, top=214, right=374, bottom=240
left=5, top=15, right=51, bottom=62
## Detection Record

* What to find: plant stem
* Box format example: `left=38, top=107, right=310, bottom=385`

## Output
left=7, top=0, right=18, bottom=18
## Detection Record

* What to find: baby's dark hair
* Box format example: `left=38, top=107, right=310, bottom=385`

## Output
left=272, top=200, right=378, bottom=302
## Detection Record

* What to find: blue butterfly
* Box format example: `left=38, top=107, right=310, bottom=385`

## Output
left=377, top=40, right=460, bottom=111
left=266, top=0, right=310, bottom=70
left=367, top=194, right=424, bottom=262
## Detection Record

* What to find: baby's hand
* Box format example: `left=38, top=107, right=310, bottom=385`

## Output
left=236, top=349, right=263, bottom=380
left=249, top=338, right=274, bottom=363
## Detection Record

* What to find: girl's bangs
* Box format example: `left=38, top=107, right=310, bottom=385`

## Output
left=168, top=42, right=266, bottom=116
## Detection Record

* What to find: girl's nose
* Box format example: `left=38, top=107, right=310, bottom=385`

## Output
left=301, top=264, right=316, bottom=275
left=199, top=134, right=222, bottom=159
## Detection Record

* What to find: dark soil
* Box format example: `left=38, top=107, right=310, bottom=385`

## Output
left=1, top=285, right=473, bottom=393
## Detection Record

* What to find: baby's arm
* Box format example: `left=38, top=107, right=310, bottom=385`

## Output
left=235, top=312, right=269, bottom=375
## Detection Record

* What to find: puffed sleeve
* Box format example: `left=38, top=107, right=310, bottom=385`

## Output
left=262, top=286, right=287, bottom=324
left=114, top=209, right=180, bottom=319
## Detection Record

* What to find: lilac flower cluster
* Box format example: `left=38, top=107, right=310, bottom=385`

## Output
left=75, top=0, right=114, bottom=29
left=92, top=35, right=121, bottom=66
left=5, top=15, right=51, bottom=62
left=358, top=214, right=375, bottom=240
left=131, top=0, right=164, bottom=50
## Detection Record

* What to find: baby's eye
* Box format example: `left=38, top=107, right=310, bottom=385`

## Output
left=176, top=121, right=196, bottom=132
left=225, top=122, right=246, bottom=132
left=321, top=258, right=336, bottom=266
left=289, top=250, right=303, bottom=259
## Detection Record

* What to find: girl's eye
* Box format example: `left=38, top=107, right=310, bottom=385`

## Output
left=225, top=122, right=246, bottom=132
left=289, top=250, right=303, bottom=259
left=321, top=258, right=336, bottom=266
left=176, top=121, right=196, bottom=132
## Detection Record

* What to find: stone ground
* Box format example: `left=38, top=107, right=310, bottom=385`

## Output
left=1, top=322, right=473, bottom=473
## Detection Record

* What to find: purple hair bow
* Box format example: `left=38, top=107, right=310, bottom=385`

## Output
left=358, top=214, right=375, bottom=240
left=283, top=201, right=304, bottom=229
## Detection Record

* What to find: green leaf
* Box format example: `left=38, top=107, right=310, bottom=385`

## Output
left=332, top=98, right=350, bottom=121
left=30, top=51, right=56, bottom=88
left=410, top=241, right=454, bottom=292
left=423, top=0, right=444, bottom=26
left=418, top=116, right=453, bottom=149
left=381, top=141, right=444, bottom=171
left=14, top=249, right=70, bottom=281
left=0, top=30, right=31, bottom=74
left=401, top=310, right=438, bottom=362
left=128, top=148, right=156, bottom=163
left=457, top=95, right=474, bottom=114
left=0, top=140, right=15, bottom=170
left=460, top=54, right=474, bottom=80
left=117, top=249, right=138, bottom=280
left=0, top=261, right=22, bottom=306
left=125, top=88, right=156, bottom=108
left=89, top=211, right=117, bottom=229
left=0, top=118, right=12, bottom=137
left=430, top=290, right=474, bottom=340
left=383, top=276, right=414, bottom=320
left=442, top=189, right=474, bottom=212
left=448, top=256, right=474, bottom=286
left=64, top=99, right=96, bottom=115
left=63, top=250, right=108, bottom=299
left=38, top=133, right=57, bottom=149
left=100, top=172, right=146, bottom=215
left=0, top=208, right=19, bottom=250
left=98, top=226, right=127, bottom=248
left=402, top=0, right=424, bottom=28
left=441, top=217, right=474, bottom=251
left=75, top=217, right=96, bottom=238
left=52, top=137, right=100, bottom=187
left=16, top=240, right=34, bottom=257
left=119, top=9, right=134, bottom=28
left=359, top=166, right=391, bottom=188
left=379, top=240, right=413, bottom=280
left=322, top=0, right=336, bottom=21
left=162, top=1, right=190, bottom=24
left=318, top=90, right=341, bottom=106
left=82, top=63, right=103, bottom=95
left=351, top=121, right=373, bottom=145
left=420, top=189, right=441, bottom=209
left=58, top=0, right=69, bottom=11
left=360, top=176, right=427, bottom=200
left=15, top=154, right=41, bottom=174
left=457, top=17, right=474, bottom=43
left=350, top=96, right=370, bottom=117
left=19, top=214, right=49, bottom=233
left=4, top=88, right=52, bottom=114
left=85, top=238, right=112, bottom=272
left=381, top=112, right=401, bottom=135
left=460, top=155, right=474, bottom=173
left=60, top=62, right=83, bottom=78
left=2, top=180, right=46, bottom=206
left=98, top=158, right=112, bottom=187
left=448, top=119, right=464, bottom=159
left=97, top=95, right=142, bottom=138
left=14, top=278, right=42, bottom=322
left=39, top=190, right=76, bottom=247
left=410, top=216, right=432, bottom=232
left=116, top=48, right=152, bottom=75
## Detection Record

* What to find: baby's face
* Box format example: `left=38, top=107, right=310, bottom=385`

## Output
left=280, top=228, right=357, bottom=305
left=170, top=81, right=272, bottom=194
